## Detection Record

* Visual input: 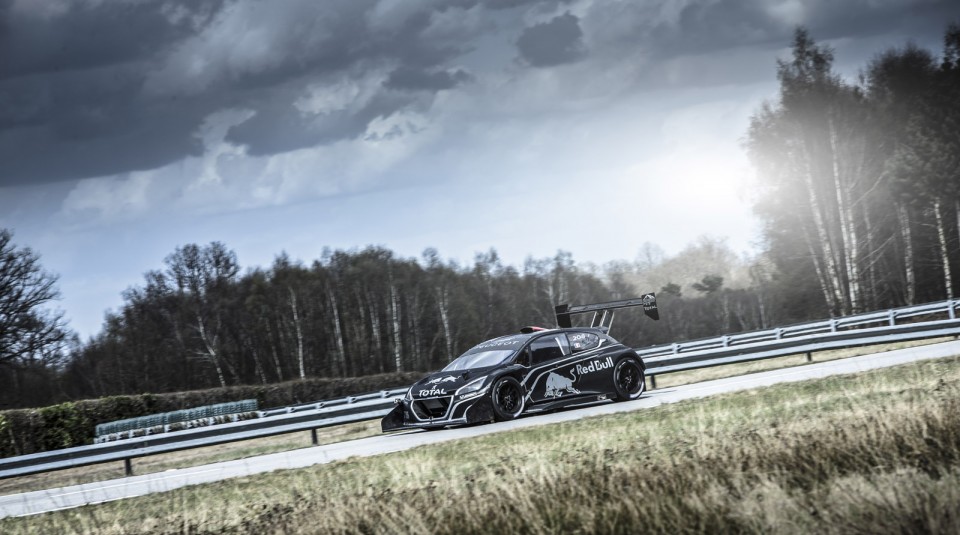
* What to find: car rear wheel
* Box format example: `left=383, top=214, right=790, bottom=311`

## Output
left=491, top=376, right=524, bottom=421
left=613, top=357, right=645, bottom=401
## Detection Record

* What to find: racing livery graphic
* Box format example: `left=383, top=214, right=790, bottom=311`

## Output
left=382, top=296, right=659, bottom=432
left=427, top=376, right=457, bottom=385
left=544, top=371, right=580, bottom=398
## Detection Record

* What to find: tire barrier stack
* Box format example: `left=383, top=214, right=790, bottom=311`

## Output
left=94, top=400, right=259, bottom=443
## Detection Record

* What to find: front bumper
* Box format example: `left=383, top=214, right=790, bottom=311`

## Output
left=381, top=395, right=495, bottom=432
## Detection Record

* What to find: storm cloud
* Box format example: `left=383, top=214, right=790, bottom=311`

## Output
left=516, top=12, right=587, bottom=67
left=0, top=0, right=476, bottom=185
left=1, top=0, right=958, bottom=188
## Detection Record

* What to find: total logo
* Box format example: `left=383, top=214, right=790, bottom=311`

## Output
left=419, top=388, right=447, bottom=397
left=575, top=356, right=613, bottom=376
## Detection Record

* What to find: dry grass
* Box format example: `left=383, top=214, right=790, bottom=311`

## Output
left=3, top=352, right=959, bottom=534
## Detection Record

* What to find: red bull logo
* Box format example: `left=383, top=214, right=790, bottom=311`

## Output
left=575, top=356, right=613, bottom=376
left=544, top=371, right=580, bottom=398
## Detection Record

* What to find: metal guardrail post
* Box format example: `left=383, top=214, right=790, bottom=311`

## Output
left=124, top=458, right=132, bottom=477
left=311, top=429, right=319, bottom=446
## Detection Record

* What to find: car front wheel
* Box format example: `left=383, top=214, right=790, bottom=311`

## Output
left=491, top=376, right=524, bottom=421
left=613, top=357, right=645, bottom=401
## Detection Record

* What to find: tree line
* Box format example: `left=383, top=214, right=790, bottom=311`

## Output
left=59, top=244, right=712, bottom=401
left=746, top=25, right=960, bottom=317
left=3, top=233, right=764, bottom=408
left=2, top=24, right=958, bottom=409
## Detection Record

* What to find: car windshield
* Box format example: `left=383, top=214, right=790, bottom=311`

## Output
left=442, top=349, right=516, bottom=371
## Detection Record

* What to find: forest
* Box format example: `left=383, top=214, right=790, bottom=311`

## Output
left=1, top=25, right=958, bottom=410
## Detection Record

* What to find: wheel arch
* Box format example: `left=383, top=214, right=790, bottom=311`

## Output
left=488, top=366, right=529, bottom=393
left=615, top=349, right=645, bottom=371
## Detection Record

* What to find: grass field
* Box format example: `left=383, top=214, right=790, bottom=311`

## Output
left=2, top=348, right=958, bottom=534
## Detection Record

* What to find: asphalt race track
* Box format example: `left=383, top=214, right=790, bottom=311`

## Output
left=3, top=340, right=959, bottom=518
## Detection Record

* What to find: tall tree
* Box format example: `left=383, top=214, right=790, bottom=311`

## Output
left=748, top=28, right=881, bottom=316
left=156, top=242, right=241, bottom=388
left=866, top=43, right=938, bottom=304
left=888, top=27, right=960, bottom=300
left=0, top=229, right=73, bottom=408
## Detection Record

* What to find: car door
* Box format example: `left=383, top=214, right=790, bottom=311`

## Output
left=564, top=331, right=613, bottom=393
left=524, top=333, right=585, bottom=404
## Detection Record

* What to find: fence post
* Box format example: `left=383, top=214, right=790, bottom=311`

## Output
left=124, top=458, right=133, bottom=477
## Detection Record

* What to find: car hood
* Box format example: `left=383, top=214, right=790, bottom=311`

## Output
left=410, top=368, right=493, bottom=398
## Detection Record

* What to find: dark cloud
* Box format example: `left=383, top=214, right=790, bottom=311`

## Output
left=574, top=0, right=960, bottom=92
left=804, top=0, right=960, bottom=45
left=225, top=87, right=411, bottom=155
left=0, top=0, right=486, bottom=187
left=0, top=1, right=228, bottom=186
left=1, top=0, right=958, bottom=188
left=604, top=0, right=960, bottom=62
left=516, top=12, right=587, bottom=67
left=384, top=67, right=473, bottom=91
left=480, top=0, right=572, bottom=9
left=0, top=1, right=225, bottom=81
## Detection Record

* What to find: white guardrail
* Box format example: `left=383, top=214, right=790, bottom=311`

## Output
left=2, top=299, right=959, bottom=480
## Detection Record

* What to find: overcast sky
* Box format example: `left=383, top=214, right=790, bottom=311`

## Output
left=2, top=0, right=958, bottom=339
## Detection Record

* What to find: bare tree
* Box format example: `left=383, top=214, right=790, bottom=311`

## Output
left=0, top=229, right=70, bottom=366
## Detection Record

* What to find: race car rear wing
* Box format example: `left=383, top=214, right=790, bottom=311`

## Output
left=554, top=293, right=659, bottom=331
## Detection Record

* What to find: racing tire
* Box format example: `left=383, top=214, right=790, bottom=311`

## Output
left=491, top=376, right=524, bottom=421
left=613, top=356, right=645, bottom=401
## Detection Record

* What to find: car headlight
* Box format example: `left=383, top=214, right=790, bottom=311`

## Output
left=456, top=377, right=488, bottom=400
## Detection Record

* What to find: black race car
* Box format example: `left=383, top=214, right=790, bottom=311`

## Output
left=381, top=294, right=659, bottom=432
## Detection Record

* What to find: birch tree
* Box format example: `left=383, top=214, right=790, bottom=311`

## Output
left=747, top=28, right=874, bottom=315
left=163, top=242, right=240, bottom=388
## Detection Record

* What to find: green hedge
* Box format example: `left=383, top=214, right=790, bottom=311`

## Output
left=0, top=372, right=422, bottom=458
